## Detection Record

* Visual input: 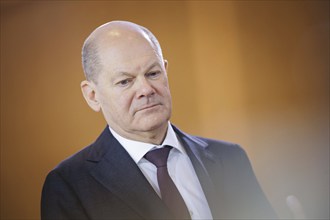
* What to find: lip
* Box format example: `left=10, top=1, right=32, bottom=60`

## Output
left=135, top=104, right=161, bottom=114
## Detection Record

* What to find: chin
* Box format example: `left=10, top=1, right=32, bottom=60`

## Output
left=138, top=116, right=169, bottom=132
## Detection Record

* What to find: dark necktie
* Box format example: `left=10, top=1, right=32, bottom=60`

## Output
left=144, top=146, right=191, bottom=219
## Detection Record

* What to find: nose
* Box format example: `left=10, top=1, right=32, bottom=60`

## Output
left=135, top=77, right=155, bottom=99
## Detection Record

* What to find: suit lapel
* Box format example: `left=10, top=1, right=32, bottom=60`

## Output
left=172, top=125, right=226, bottom=219
left=86, top=127, right=173, bottom=219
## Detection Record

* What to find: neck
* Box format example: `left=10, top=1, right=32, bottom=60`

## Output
left=110, top=123, right=168, bottom=145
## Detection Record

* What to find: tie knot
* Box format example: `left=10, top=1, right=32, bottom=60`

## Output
left=144, top=146, right=172, bottom=168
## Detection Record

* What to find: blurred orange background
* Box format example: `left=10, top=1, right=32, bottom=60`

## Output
left=1, top=1, right=329, bottom=219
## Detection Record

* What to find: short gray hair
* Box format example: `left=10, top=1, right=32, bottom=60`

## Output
left=81, top=22, right=163, bottom=84
left=81, top=36, right=102, bottom=83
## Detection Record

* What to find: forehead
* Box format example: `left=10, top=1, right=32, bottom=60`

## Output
left=98, top=35, right=162, bottom=75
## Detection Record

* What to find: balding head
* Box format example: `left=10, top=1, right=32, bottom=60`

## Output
left=82, top=21, right=163, bottom=83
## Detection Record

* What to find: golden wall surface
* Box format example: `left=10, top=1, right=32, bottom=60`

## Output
left=1, top=1, right=329, bottom=219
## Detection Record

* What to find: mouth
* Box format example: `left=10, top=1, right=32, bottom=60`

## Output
left=135, top=104, right=161, bottom=114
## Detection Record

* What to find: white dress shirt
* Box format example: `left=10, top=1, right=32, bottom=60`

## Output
left=109, top=123, right=213, bottom=220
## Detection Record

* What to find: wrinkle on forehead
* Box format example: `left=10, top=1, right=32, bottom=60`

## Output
left=98, top=37, right=158, bottom=64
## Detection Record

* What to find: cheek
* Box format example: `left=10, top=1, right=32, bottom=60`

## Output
left=156, top=78, right=170, bottom=94
left=160, top=83, right=171, bottom=100
left=99, top=92, right=121, bottom=113
left=114, top=92, right=135, bottom=114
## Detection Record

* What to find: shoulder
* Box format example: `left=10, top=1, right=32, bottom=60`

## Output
left=198, top=136, right=246, bottom=155
left=47, top=127, right=111, bottom=178
left=172, top=124, right=245, bottom=154
left=45, top=143, right=93, bottom=183
left=172, top=124, right=249, bottom=164
left=192, top=135, right=249, bottom=162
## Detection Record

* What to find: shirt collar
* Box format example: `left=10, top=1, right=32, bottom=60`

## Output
left=109, top=122, right=186, bottom=164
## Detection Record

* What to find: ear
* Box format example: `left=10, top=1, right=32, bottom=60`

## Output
left=80, top=80, right=101, bottom=112
left=163, top=59, right=168, bottom=71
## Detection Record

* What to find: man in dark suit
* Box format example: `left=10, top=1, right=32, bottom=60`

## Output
left=41, top=20, right=277, bottom=219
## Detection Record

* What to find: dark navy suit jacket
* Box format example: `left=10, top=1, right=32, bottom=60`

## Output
left=41, top=125, right=277, bottom=219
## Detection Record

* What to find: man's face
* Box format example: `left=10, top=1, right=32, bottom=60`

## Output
left=93, top=35, right=172, bottom=139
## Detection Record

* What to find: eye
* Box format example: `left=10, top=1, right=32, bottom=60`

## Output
left=116, top=78, right=132, bottom=87
left=146, top=71, right=161, bottom=79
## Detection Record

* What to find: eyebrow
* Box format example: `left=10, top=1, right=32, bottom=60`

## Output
left=145, top=61, right=162, bottom=73
left=112, top=61, right=162, bottom=80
